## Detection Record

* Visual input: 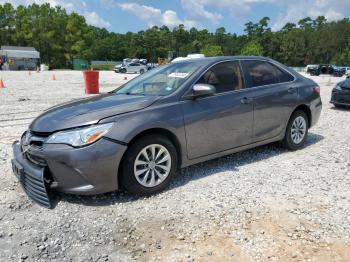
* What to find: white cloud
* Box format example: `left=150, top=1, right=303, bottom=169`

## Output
left=271, top=0, right=350, bottom=30
left=83, top=11, right=111, bottom=28
left=0, top=0, right=111, bottom=28
left=181, top=0, right=274, bottom=18
left=117, top=2, right=199, bottom=29
left=180, top=0, right=222, bottom=24
left=180, top=0, right=350, bottom=31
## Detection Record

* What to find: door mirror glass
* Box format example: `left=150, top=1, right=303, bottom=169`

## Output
left=188, top=84, right=216, bottom=99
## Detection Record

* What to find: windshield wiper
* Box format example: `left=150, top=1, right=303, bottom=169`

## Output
left=123, top=92, right=146, bottom=96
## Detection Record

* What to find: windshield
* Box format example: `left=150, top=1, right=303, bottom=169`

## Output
left=113, top=62, right=202, bottom=96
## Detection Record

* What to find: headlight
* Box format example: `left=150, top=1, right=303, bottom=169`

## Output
left=46, top=123, right=114, bottom=147
left=335, top=84, right=342, bottom=91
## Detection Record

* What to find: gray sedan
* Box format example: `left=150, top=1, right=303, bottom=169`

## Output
left=12, top=56, right=322, bottom=208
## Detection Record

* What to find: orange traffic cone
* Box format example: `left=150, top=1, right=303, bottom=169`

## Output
left=52, top=73, right=56, bottom=80
left=124, top=76, right=127, bottom=80
left=0, top=79, right=5, bottom=88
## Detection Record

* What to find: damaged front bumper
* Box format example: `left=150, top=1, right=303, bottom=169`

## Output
left=11, top=133, right=128, bottom=208
left=12, top=141, right=53, bottom=208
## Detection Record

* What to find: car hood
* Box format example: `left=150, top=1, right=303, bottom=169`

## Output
left=339, top=79, right=350, bottom=90
left=30, top=94, right=159, bottom=133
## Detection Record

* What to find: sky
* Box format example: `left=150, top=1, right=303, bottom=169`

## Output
left=3, top=0, right=350, bottom=34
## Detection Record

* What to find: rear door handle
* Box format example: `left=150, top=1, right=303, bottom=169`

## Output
left=240, top=97, right=252, bottom=104
left=288, top=87, right=297, bottom=94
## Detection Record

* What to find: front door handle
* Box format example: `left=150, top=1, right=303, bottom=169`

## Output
left=241, top=97, right=252, bottom=104
left=288, top=87, right=297, bottom=94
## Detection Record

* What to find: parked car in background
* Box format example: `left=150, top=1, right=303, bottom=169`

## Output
left=114, top=63, right=123, bottom=73
left=117, top=62, right=148, bottom=74
left=337, top=67, right=347, bottom=75
left=332, top=66, right=345, bottom=77
left=147, top=63, right=157, bottom=71
left=11, top=56, right=322, bottom=208
left=139, top=59, right=148, bottom=65
left=330, top=79, right=350, bottom=107
left=344, top=67, right=350, bottom=76
left=309, top=64, right=344, bottom=77
left=308, top=67, right=320, bottom=76
left=306, top=64, right=319, bottom=73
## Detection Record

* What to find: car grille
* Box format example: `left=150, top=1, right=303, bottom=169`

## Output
left=21, top=131, right=50, bottom=167
left=26, top=153, right=47, bottom=166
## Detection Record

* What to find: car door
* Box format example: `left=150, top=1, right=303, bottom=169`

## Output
left=241, top=60, right=297, bottom=142
left=127, top=63, right=136, bottom=73
left=134, top=63, right=141, bottom=72
left=182, top=61, right=254, bottom=159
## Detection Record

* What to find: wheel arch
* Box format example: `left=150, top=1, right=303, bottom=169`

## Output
left=290, top=104, right=312, bottom=128
left=117, top=127, right=182, bottom=187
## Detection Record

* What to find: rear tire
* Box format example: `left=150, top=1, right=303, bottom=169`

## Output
left=120, top=134, right=178, bottom=196
left=281, top=110, right=309, bottom=150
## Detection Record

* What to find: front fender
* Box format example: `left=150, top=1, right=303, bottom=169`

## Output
left=98, top=102, right=188, bottom=166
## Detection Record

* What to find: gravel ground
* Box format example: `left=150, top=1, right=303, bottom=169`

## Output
left=0, top=71, right=349, bottom=262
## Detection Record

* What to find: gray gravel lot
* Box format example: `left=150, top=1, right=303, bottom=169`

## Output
left=0, top=71, right=349, bottom=261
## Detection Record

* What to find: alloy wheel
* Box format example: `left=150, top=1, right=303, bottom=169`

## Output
left=291, top=116, right=307, bottom=144
left=134, top=144, right=172, bottom=187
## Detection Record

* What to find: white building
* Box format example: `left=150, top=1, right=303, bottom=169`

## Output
left=0, top=46, right=40, bottom=70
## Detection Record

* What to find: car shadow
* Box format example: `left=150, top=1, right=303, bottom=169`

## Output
left=330, top=105, right=350, bottom=111
left=57, top=132, right=324, bottom=207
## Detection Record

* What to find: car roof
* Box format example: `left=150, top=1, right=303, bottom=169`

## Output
left=172, top=56, right=279, bottom=66
left=172, top=56, right=294, bottom=73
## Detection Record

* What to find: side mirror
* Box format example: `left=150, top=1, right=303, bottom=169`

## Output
left=186, top=84, right=216, bottom=100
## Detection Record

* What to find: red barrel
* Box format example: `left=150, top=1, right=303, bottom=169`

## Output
left=83, top=70, right=99, bottom=94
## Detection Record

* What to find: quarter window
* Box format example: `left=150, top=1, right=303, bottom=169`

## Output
left=197, top=61, right=244, bottom=94
left=243, top=60, right=294, bottom=87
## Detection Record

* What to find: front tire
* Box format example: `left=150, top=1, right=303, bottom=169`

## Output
left=281, top=110, right=309, bottom=150
left=120, top=134, right=178, bottom=196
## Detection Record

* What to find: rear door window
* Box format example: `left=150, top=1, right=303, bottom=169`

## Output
left=197, top=61, right=244, bottom=94
left=242, top=60, right=294, bottom=87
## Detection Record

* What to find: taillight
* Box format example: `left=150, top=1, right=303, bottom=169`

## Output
left=313, top=86, right=320, bottom=94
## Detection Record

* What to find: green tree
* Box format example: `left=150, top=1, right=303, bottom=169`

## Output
left=240, top=40, right=263, bottom=56
left=0, top=3, right=16, bottom=45
left=200, top=45, right=223, bottom=57
left=333, top=41, right=350, bottom=65
left=2, top=2, right=350, bottom=68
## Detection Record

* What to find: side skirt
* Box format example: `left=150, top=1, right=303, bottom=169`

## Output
left=181, top=134, right=283, bottom=168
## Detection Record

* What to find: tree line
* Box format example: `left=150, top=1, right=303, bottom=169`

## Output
left=1, top=3, right=350, bottom=68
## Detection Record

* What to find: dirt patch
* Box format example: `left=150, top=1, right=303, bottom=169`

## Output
left=121, top=204, right=350, bottom=261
